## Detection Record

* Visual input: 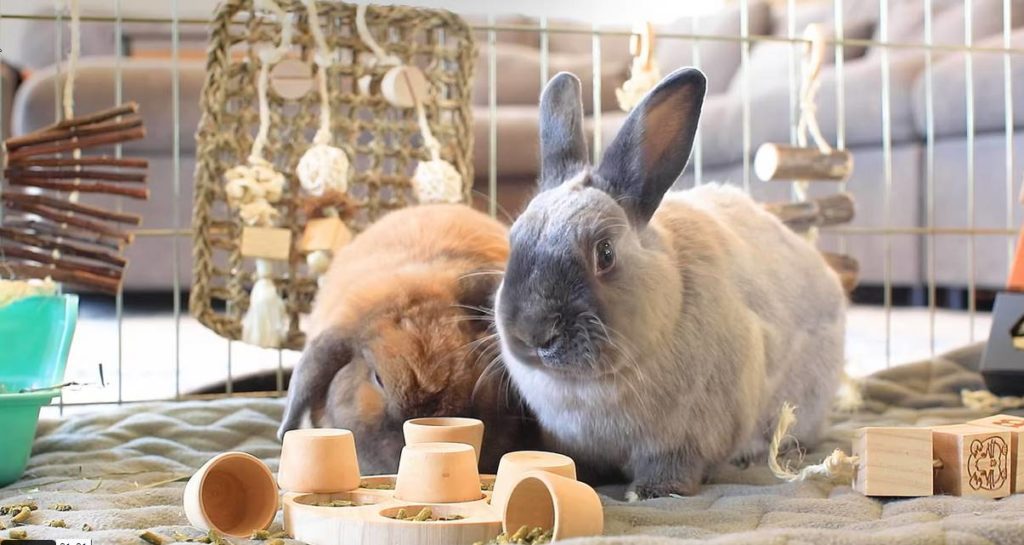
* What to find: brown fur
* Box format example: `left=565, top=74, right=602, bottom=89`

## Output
left=282, top=204, right=537, bottom=474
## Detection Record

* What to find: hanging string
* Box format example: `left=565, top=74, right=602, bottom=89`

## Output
left=304, top=0, right=333, bottom=145
left=250, top=0, right=293, bottom=162
left=793, top=24, right=830, bottom=206
left=62, top=0, right=80, bottom=120
left=354, top=3, right=400, bottom=66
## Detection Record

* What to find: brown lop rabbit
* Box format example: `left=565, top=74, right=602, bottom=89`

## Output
left=278, top=204, right=537, bottom=474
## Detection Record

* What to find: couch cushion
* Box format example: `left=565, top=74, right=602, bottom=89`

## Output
left=866, top=0, right=1022, bottom=57
left=911, top=28, right=1024, bottom=138
left=12, top=57, right=205, bottom=154
left=471, top=43, right=625, bottom=113
left=655, top=1, right=772, bottom=95
left=472, top=105, right=540, bottom=180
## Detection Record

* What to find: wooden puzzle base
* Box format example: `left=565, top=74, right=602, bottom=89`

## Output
left=283, top=475, right=501, bottom=545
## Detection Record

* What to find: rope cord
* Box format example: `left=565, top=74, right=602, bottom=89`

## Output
left=250, top=0, right=293, bottom=162
left=303, top=0, right=334, bottom=145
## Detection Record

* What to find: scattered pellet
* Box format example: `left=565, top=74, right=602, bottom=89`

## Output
left=81, top=523, right=93, bottom=532
left=314, top=500, right=358, bottom=507
left=360, top=481, right=395, bottom=490
left=11, top=506, right=31, bottom=524
left=1, top=503, right=36, bottom=517
left=207, top=530, right=226, bottom=545
left=250, top=529, right=271, bottom=540
left=267, top=540, right=284, bottom=545
left=140, top=530, right=165, bottom=545
left=50, top=503, right=73, bottom=512
left=47, top=519, right=67, bottom=528
left=475, top=526, right=553, bottom=545
left=8, top=529, right=27, bottom=540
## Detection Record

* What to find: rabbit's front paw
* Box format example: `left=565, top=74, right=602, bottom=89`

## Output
left=629, top=479, right=701, bottom=499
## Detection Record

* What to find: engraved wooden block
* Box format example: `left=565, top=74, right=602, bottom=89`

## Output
left=968, top=414, right=1024, bottom=493
left=240, top=226, right=292, bottom=261
left=932, top=424, right=1011, bottom=498
left=299, top=217, right=352, bottom=253
left=852, top=427, right=933, bottom=497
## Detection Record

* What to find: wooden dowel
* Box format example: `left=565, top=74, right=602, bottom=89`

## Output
left=6, top=167, right=146, bottom=183
left=765, top=192, right=856, bottom=232
left=7, top=177, right=149, bottom=199
left=5, top=116, right=143, bottom=151
left=2, top=262, right=121, bottom=294
left=754, top=143, right=853, bottom=182
left=1, top=192, right=142, bottom=225
left=46, top=102, right=138, bottom=131
left=0, top=227, right=127, bottom=267
left=9, top=156, right=149, bottom=169
left=3, top=201, right=133, bottom=242
left=6, top=127, right=146, bottom=161
left=0, top=244, right=121, bottom=278
left=0, top=220, right=123, bottom=250
left=822, top=251, right=859, bottom=294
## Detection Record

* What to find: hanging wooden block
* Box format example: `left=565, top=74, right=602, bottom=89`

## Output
left=968, top=414, right=1024, bottom=493
left=755, top=143, right=853, bottom=182
left=240, top=226, right=292, bottom=260
left=764, top=192, right=855, bottom=232
left=299, top=217, right=353, bottom=253
left=932, top=424, right=1011, bottom=498
left=852, top=427, right=934, bottom=497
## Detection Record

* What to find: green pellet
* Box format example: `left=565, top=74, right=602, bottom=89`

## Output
left=0, top=519, right=5, bottom=530
left=207, top=530, right=225, bottom=545
left=1, top=503, right=37, bottom=516
left=480, top=481, right=494, bottom=491
left=511, top=525, right=529, bottom=542
left=8, top=529, right=27, bottom=540
left=47, top=519, right=67, bottom=528
left=267, top=540, right=284, bottom=545
left=195, top=536, right=212, bottom=544
left=270, top=531, right=288, bottom=539
left=50, top=503, right=73, bottom=512
left=140, top=530, right=165, bottom=545
left=412, top=508, right=432, bottom=522
left=11, top=506, right=31, bottom=524
left=395, top=508, right=407, bottom=520
left=360, top=481, right=395, bottom=490
left=250, top=529, right=270, bottom=540
left=81, top=523, right=93, bottom=532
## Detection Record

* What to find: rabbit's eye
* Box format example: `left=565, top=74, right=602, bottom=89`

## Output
left=595, top=239, right=615, bottom=274
left=371, top=370, right=384, bottom=390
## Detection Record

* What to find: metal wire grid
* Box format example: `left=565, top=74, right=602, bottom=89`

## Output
left=0, top=1, right=1016, bottom=410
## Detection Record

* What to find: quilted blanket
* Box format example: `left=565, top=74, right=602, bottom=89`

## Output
left=2, top=342, right=1023, bottom=545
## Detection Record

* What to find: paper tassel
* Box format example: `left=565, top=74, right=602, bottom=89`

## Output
left=241, top=259, right=289, bottom=348
left=412, top=159, right=463, bottom=204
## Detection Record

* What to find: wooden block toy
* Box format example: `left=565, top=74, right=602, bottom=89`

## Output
left=187, top=417, right=604, bottom=545
left=969, top=414, right=1024, bottom=493
left=299, top=217, right=352, bottom=253
left=981, top=291, right=1024, bottom=396
left=852, top=427, right=934, bottom=497
left=932, top=424, right=1011, bottom=498
left=240, top=226, right=292, bottom=260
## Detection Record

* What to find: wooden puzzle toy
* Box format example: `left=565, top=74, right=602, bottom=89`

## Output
left=852, top=427, right=934, bottom=497
left=853, top=415, right=1022, bottom=498
left=183, top=418, right=604, bottom=545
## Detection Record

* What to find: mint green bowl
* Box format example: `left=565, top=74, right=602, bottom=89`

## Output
left=0, top=294, right=78, bottom=487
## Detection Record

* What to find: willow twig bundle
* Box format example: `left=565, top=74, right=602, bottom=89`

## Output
left=0, top=101, right=150, bottom=293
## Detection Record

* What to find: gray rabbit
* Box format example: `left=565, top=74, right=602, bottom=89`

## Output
left=494, top=68, right=846, bottom=498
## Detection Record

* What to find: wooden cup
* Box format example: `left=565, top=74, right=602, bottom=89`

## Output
left=503, top=470, right=604, bottom=541
left=278, top=428, right=361, bottom=494
left=183, top=452, right=278, bottom=538
left=403, top=417, right=485, bottom=461
left=490, top=451, right=576, bottom=516
left=395, top=442, right=483, bottom=503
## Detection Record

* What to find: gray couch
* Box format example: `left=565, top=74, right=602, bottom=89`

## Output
left=4, top=0, right=1022, bottom=292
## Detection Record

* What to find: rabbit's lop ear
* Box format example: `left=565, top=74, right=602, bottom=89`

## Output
left=539, top=72, right=589, bottom=191
left=278, top=330, right=352, bottom=440
left=595, top=68, right=706, bottom=226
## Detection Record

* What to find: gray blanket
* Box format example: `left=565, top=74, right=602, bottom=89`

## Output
left=2, top=343, right=1022, bottom=545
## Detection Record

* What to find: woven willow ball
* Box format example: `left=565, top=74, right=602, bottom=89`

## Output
left=297, top=144, right=350, bottom=196
left=412, top=159, right=463, bottom=204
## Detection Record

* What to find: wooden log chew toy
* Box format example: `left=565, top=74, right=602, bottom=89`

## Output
left=0, top=101, right=149, bottom=294
left=755, top=144, right=853, bottom=183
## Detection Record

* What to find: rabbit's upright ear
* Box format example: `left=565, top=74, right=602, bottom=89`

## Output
left=538, top=72, right=589, bottom=191
left=278, top=330, right=352, bottom=440
left=594, top=68, right=706, bottom=226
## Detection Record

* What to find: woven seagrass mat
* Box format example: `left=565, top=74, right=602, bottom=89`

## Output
left=189, top=0, right=476, bottom=349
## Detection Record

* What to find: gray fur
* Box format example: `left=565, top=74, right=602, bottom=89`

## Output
left=495, top=68, right=846, bottom=498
